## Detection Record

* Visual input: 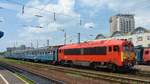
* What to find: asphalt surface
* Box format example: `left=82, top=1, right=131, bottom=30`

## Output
left=0, top=66, right=26, bottom=84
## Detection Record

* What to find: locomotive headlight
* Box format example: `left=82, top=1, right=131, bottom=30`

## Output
left=121, top=52, right=126, bottom=61
left=130, top=52, right=135, bottom=60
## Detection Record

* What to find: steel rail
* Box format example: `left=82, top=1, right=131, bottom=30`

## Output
left=0, top=60, right=150, bottom=84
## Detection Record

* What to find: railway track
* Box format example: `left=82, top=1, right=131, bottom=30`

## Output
left=0, top=62, right=64, bottom=84
left=0, top=59, right=150, bottom=84
left=44, top=65, right=150, bottom=84
left=135, top=70, right=150, bottom=78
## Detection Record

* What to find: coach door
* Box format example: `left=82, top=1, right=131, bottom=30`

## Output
left=53, top=49, right=57, bottom=61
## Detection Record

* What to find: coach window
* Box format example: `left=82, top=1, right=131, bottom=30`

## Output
left=147, top=36, right=150, bottom=40
left=108, top=46, right=112, bottom=52
left=45, top=51, right=47, bottom=54
left=113, top=46, right=119, bottom=52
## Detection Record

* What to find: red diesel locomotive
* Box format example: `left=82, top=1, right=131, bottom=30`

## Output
left=58, top=39, right=136, bottom=71
left=143, top=48, right=150, bottom=64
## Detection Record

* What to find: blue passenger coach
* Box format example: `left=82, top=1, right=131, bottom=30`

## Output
left=5, top=46, right=60, bottom=63
left=135, top=46, right=144, bottom=64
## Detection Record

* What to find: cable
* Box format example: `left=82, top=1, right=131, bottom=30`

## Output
left=5, top=0, right=81, bottom=20
left=4, top=0, right=94, bottom=28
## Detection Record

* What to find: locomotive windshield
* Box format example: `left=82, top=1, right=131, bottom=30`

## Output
left=124, top=44, right=134, bottom=52
left=124, top=45, right=129, bottom=51
left=130, top=45, right=135, bottom=52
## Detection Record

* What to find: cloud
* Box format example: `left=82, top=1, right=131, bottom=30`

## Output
left=18, top=0, right=81, bottom=41
left=0, top=2, right=20, bottom=11
left=79, top=0, right=150, bottom=29
left=19, top=22, right=63, bottom=40
left=78, top=0, right=108, bottom=8
left=0, top=17, right=5, bottom=22
left=18, top=0, right=79, bottom=21
left=84, top=22, right=95, bottom=29
left=21, top=23, right=61, bottom=34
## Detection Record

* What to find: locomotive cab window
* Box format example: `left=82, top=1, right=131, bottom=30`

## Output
left=113, top=46, right=119, bottom=52
left=124, top=45, right=129, bottom=51
left=108, top=46, right=112, bottom=52
left=145, top=51, right=149, bottom=54
left=59, top=50, right=61, bottom=53
left=64, top=49, right=81, bottom=55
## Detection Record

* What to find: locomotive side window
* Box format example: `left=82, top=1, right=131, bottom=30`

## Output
left=84, top=47, right=107, bottom=55
left=109, top=46, right=112, bottom=52
left=113, top=46, right=119, bottom=52
left=64, top=47, right=107, bottom=55
left=81, top=48, right=84, bottom=55
left=64, top=49, right=81, bottom=55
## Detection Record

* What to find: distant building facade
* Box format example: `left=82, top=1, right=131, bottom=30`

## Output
left=6, top=45, right=34, bottom=52
left=96, top=27, right=150, bottom=47
left=110, top=14, right=135, bottom=34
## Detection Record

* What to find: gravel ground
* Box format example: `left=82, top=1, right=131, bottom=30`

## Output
left=3, top=62, right=116, bottom=84
left=134, top=65, right=150, bottom=72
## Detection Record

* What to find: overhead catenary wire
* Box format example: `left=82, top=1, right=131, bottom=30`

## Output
left=3, top=0, right=99, bottom=30
left=8, top=0, right=99, bottom=26
left=4, top=0, right=94, bottom=30
left=4, top=0, right=99, bottom=46
left=5, top=0, right=81, bottom=21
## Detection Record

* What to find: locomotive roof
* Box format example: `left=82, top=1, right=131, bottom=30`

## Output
left=59, top=39, right=128, bottom=49
left=144, top=47, right=150, bottom=50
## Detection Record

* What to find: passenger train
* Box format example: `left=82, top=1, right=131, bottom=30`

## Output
left=135, top=46, right=150, bottom=64
left=5, top=39, right=136, bottom=71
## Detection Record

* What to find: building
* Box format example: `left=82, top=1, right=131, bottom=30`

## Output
left=96, top=27, right=150, bottom=47
left=6, top=45, right=34, bottom=52
left=110, top=14, right=135, bottom=34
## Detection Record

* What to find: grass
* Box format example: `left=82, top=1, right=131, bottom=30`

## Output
left=66, top=73, right=84, bottom=78
left=0, top=57, right=51, bottom=69
left=0, top=57, right=26, bottom=64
